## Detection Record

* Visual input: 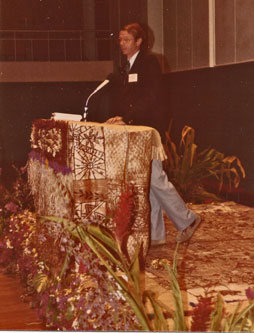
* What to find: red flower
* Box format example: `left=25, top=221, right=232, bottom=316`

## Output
left=113, top=185, right=134, bottom=244
left=191, top=295, right=214, bottom=331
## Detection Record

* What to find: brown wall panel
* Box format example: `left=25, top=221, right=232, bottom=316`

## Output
left=192, top=0, right=209, bottom=68
left=0, top=0, right=83, bottom=30
left=215, top=0, right=235, bottom=65
left=177, top=0, right=192, bottom=70
left=236, top=0, right=254, bottom=62
left=0, top=61, right=113, bottom=83
left=163, top=0, right=177, bottom=72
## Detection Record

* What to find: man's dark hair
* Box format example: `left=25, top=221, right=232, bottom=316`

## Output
left=122, top=23, right=146, bottom=42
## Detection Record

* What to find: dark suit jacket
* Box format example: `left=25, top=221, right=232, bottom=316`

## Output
left=88, top=50, right=167, bottom=140
left=111, top=50, right=167, bottom=137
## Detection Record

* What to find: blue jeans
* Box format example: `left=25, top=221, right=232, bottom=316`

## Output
left=149, top=160, right=197, bottom=241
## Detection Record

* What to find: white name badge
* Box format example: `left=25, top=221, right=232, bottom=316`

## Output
left=128, top=73, right=138, bottom=82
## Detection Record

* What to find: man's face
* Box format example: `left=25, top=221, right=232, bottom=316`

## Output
left=118, top=30, right=142, bottom=59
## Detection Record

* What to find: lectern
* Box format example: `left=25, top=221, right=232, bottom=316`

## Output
left=28, top=119, right=166, bottom=259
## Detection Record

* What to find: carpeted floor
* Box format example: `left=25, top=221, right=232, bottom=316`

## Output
left=146, top=201, right=254, bottom=291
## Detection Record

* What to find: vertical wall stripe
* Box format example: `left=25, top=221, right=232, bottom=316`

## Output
left=160, top=0, right=166, bottom=72
left=208, top=0, right=216, bottom=67
left=147, top=0, right=164, bottom=68
left=234, top=0, right=236, bottom=62
left=176, top=0, right=178, bottom=69
left=191, top=0, right=193, bottom=68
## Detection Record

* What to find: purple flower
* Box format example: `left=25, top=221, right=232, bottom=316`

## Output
left=246, top=287, right=254, bottom=300
left=29, top=150, right=43, bottom=162
left=49, top=160, right=72, bottom=175
left=4, top=201, right=18, bottom=213
left=29, top=150, right=72, bottom=175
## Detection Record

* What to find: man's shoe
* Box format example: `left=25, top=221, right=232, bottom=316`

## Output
left=151, top=239, right=166, bottom=246
left=176, top=215, right=202, bottom=243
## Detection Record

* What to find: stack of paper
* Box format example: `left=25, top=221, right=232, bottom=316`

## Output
left=51, top=113, right=82, bottom=121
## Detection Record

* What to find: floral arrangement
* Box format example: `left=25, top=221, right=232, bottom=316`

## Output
left=0, top=209, right=137, bottom=330
left=1, top=166, right=254, bottom=331
left=31, top=119, right=68, bottom=165
left=0, top=166, right=138, bottom=330
left=0, top=165, right=34, bottom=234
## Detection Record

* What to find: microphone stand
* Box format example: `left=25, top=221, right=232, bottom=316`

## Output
left=81, top=79, right=109, bottom=121
left=82, top=105, right=89, bottom=122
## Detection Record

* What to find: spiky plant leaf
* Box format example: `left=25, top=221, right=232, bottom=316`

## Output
left=210, top=293, right=224, bottom=331
left=163, top=124, right=245, bottom=203
left=73, top=225, right=152, bottom=331
left=129, top=243, right=141, bottom=295
left=143, top=290, right=169, bottom=331
left=85, top=224, right=116, bottom=251
left=164, top=244, right=187, bottom=331
left=227, top=303, right=254, bottom=331
left=223, top=302, right=241, bottom=331
left=33, top=273, right=48, bottom=293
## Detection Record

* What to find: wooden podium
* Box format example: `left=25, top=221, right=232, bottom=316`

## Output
left=28, top=119, right=166, bottom=259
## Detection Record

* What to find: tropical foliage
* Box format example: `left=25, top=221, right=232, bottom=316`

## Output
left=0, top=210, right=138, bottom=330
left=1, top=166, right=254, bottom=331
left=0, top=164, right=34, bottom=234
left=163, top=124, right=246, bottom=203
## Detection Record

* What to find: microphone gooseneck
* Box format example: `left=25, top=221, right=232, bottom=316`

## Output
left=82, top=79, right=110, bottom=121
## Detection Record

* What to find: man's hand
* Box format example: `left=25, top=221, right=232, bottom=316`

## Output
left=105, top=116, right=126, bottom=125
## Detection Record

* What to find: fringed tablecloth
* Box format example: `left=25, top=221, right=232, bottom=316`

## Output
left=28, top=119, right=166, bottom=260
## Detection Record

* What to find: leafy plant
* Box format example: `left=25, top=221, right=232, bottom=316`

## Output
left=2, top=169, right=254, bottom=331
left=0, top=210, right=138, bottom=330
left=75, top=216, right=254, bottom=332
left=163, top=244, right=187, bottom=331
left=71, top=222, right=169, bottom=331
left=163, top=124, right=245, bottom=203
left=210, top=292, right=254, bottom=331
left=0, top=164, right=34, bottom=234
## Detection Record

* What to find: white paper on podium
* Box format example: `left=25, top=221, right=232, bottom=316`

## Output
left=51, top=112, right=82, bottom=121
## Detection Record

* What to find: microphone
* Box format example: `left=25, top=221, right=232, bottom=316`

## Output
left=82, top=79, right=110, bottom=121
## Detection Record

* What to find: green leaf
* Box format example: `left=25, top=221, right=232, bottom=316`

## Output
left=210, top=293, right=224, bottom=331
left=143, top=290, right=169, bottom=331
left=228, top=303, right=254, bottom=331
left=76, top=226, right=152, bottom=331
left=129, top=243, right=141, bottom=294
left=163, top=124, right=245, bottom=203
left=59, top=252, right=69, bottom=278
left=75, top=226, right=124, bottom=270
left=164, top=244, right=187, bottom=331
left=223, top=302, right=241, bottom=331
left=85, top=224, right=116, bottom=251
left=33, top=273, right=48, bottom=293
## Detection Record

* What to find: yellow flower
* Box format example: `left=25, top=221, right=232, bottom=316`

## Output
left=6, top=239, right=13, bottom=249
left=64, top=288, right=72, bottom=296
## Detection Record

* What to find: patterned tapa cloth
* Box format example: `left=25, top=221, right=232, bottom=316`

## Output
left=28, top=119, right=166, bottom=260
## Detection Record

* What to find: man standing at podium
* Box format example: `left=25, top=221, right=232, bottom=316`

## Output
left=95, top=23, right=201, bottom=245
